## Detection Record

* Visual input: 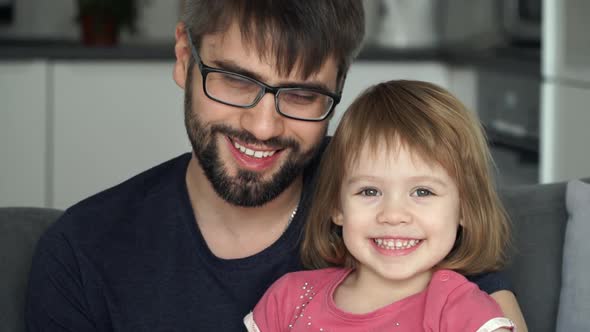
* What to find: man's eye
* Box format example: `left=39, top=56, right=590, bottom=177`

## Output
left=221, top=74, right=254, bottom=88
left=358, top=188, right=381, bottom=197
left=412, top=188, right=434, bottom=197
left=282, top=91, right=319, bottom=105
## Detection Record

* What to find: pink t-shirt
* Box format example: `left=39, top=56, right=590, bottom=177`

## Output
left=245, top=268, right=512, bottom=332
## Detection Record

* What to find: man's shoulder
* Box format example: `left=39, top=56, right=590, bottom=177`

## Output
left=68, top=152, right=191, bottom=214
left=46, top=153, right=192, bottom=242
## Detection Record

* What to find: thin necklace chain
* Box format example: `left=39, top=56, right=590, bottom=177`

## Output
left=283, top=202, right=299, bottom=234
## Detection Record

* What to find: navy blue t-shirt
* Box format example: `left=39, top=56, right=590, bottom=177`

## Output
left=26, top=149, right=511, bottom=331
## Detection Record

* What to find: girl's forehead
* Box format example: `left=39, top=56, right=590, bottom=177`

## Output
left=348, top=140, right=434, bottom=171
left=343, top=139, right=460, bottom=185
left=354, top=138, right=426, bottom=161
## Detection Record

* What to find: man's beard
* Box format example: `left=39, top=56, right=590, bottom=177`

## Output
left=183, top=72, right=325, bottom=207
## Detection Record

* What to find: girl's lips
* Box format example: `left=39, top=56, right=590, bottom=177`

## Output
left=370, top=238, right=423, bottom=257
left=226, top=137, right=283, bottom=171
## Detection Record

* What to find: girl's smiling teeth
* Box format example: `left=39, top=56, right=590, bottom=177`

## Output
left=233, top=141, right=278, bottom=159
left=373, top=238, right=422, bottom=250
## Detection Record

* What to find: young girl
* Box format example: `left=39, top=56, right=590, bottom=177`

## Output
left=244, top=80, right=516, bottom=331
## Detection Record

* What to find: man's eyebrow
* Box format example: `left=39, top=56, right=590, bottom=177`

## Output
left=211, top=59, right=265, bottom=81
left=211, top=59, right=333, bottom=92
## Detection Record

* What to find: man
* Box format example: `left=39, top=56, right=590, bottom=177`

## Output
left=26, top=1, right=527, bottom=331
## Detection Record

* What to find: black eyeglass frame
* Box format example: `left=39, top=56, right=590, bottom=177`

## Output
left=185, top=28, right=341, bottom=122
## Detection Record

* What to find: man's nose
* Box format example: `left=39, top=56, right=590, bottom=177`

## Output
left=240, top=92, right=284, bottom=142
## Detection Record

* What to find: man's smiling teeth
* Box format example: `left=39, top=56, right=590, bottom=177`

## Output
left=233, top=141, right=277, bottom=158
left=373, top=238, right=421, bottom=250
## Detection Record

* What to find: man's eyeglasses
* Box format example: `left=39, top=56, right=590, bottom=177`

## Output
left=185, top=28, right=341, bottom=122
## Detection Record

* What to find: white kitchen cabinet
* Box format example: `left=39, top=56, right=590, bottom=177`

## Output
left=0, top=61, right=48, bottom=207
left=0, top=58, right=450, bottom=210
left=328, top=61, right=450, bottom=134
left=52, top=61, right=188, bottom=209
left=50, top=60, right=449, bottom=209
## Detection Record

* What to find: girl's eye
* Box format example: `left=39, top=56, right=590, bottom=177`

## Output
left=358, top=188, right=381, bottom=197
left=413, top=188, right=434, bottom=197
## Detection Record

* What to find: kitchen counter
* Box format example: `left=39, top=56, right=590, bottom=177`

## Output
left=444, top=46, right=541, bottom=77
left=0, top=39, right=176, bottom=61
left=0, top=39, right=540, bottom=75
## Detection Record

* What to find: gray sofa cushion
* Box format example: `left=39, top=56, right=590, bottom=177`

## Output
left=556, top=180, right=590, bottom=331
left=500, top=181, right=569, bottom=332
left=0, top=207, right=63, bottom=332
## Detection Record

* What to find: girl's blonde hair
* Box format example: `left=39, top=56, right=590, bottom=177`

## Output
left=301, top=80, right=511, bottom=276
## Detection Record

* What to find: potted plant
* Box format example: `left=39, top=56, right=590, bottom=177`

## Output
left=76, top=0, right=148, bottom=46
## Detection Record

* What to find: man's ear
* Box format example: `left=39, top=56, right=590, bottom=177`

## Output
left=332, top=209, right=344, bottom=226
left=173, top=22, right=191, bottom=89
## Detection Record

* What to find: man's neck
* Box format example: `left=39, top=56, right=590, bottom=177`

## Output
left=185, top=156, right=302, bottom=259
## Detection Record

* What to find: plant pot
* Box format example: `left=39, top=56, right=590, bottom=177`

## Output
left=80, top=14, right=119, bottom=46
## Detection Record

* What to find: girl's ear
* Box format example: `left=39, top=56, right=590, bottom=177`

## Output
left=332, top=209, right=344, bottom=226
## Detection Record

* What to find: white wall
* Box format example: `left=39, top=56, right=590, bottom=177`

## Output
left=51, top=61, right=186, bottom=209
left=329, top=61, right=450, bottom=134
left=0, top=60, right=48, bottom=207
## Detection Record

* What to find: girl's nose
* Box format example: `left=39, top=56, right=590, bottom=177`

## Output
left=377, top=198, right=412, bottom=225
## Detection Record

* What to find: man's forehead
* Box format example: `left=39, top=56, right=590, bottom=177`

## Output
left=200, top=22, right=338, bottom=83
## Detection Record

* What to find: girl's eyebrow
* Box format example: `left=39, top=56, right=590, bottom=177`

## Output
left=345, top=175, right=382, bottom=186
left=345, top=175, right=449, bottom=187
left=407, top=175, right=450, bottom=188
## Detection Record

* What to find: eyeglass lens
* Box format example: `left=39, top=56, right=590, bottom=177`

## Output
left=205, top=71, right=334, bottom=120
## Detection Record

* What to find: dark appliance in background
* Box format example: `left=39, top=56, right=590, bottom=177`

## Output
left=502, top=0, right=542, bottom=46
left=0, top=0, right=14, bottom=24
left=480, top=0, right=541, bottom=186
left=363, top=0, right=542, bottom=51
left=477, top=68, right=541, bottom=186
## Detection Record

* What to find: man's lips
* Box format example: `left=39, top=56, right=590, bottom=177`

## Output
left=226, top=137, right=283, bottom=170
left=231, top=140, right=279, bottom=159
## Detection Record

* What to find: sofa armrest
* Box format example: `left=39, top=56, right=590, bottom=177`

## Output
left=500, top=181, right=568, bottom=332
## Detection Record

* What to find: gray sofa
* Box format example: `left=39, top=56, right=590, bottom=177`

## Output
left=1, top=179, right=588, bottom=332
left=0, top=207, right=63, bottom=332
left=501, top=180, right=579, bottom=332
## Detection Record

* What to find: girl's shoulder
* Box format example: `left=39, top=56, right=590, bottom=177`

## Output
left=426, top=269, right=482, bottom=302
left=430, top=269, right=470, bottom=287
left=424, top=269, right=505, bottom=330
